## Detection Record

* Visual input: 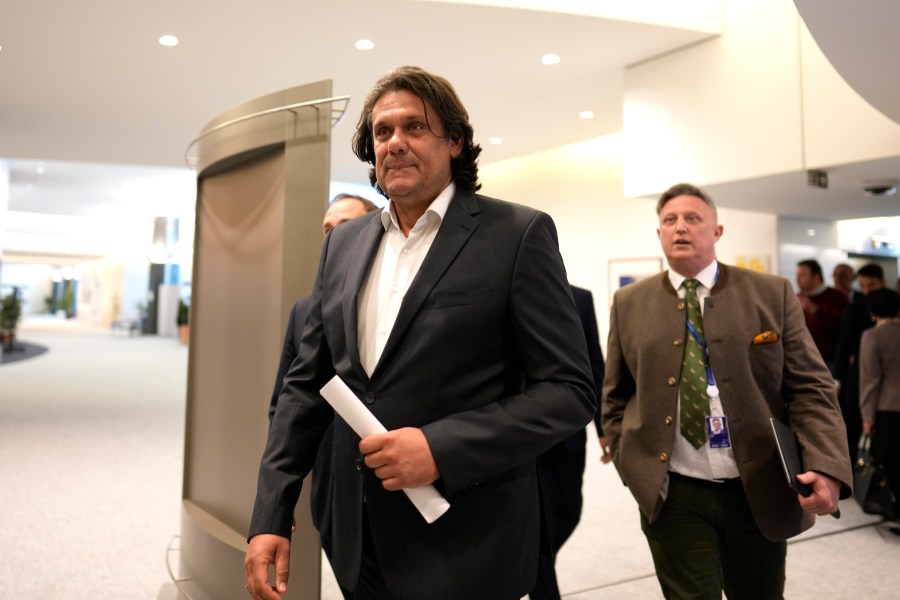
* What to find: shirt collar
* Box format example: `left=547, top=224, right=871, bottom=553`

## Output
left=380, top=182, right=456, bottom=232
left=668, top=259, right=719, bottom=292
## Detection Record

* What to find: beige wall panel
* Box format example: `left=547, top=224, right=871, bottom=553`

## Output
left=799, top=23, right=900, bottom=168
left=481, top=133, right=778, bottom=351
left=623, top=0, right=804, bottom=197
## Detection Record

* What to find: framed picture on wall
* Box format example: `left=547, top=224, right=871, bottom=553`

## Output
left=608, top=257, right=664, bottom=304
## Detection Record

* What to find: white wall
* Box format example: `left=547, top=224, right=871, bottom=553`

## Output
left=481, top=133, right=779, bottom=349
left=0, top=160, right=8, bottom=266
left=622, top=0, right=900, bottom=198
left=623, top=0, right=804, bottom=196
left=0, top=262, right=54, bottom=315
left=778, top=217, right=845, bottom=291
left=799, top=22, right=900, bottom=167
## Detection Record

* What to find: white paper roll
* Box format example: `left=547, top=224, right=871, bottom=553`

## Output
left=319, top=375, right=450, bottom=523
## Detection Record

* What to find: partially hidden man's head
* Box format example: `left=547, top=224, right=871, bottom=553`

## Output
left=351, top=66, right=482, bottom=198
left=832, top=263, right=856, bottom=293
left=656, top=183, right=723, bottom=278
left=322, top=193, right=378, bottom=236
left=857, top=263, right=886, bottom=295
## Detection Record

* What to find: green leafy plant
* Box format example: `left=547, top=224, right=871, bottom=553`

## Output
left=177, top=299, right=190, bottom=326
left=1, top=292, right=23, bottom=338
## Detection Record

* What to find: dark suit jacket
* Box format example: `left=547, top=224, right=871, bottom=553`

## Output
left=270, top=296, right=334, bottom=539
left=602, top=265, right=851, bottom=542
left=270, top=297, right=311, bottom=419
left=569, top=286, right=606, bottom=440
left=832, top=291, right=873, bottom=384
left=250, top=191, right=596, bottom=600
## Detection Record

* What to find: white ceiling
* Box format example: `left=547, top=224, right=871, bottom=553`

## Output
left=1, top=0, right=711, bottom=215
left=1, top=0, right=900, bottom=255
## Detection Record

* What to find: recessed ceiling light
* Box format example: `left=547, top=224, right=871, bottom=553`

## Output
left=807, top=229, right=816, bottom=237
left=489, top=137, right=503, bottom=145
left=159, top=35, right=179, bottom=47
left=541, top=54, right=560, bottom=65
left=355, top=39, right=375, bottom=51
left=578, top=111, right=594, bottom=120
left=36, top=165, right=46, bottom=174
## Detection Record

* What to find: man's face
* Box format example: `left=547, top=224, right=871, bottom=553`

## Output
left=858, top=275, right=884, bottom=295
left=371, top=89, right=462, bottom=209
left=322, top=198, right=369, bottom=236
left=657, top=195, right=723, bottom=277
left=796, top=266, right=820, bottom=293
left=833, top=265, right=855, bottom=291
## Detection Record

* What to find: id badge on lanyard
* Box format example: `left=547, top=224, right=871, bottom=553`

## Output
left=687, top=268, right=731, bottom=449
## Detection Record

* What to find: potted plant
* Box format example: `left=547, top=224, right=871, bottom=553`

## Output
left=177, top=299, right=190, bottom=344
left=1, top=291, right=23, bottom=350
left=60, top=286, right=75, bottom=319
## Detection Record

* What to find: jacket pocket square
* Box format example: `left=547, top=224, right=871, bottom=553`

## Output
left=753, top=331, right=780, bottom=345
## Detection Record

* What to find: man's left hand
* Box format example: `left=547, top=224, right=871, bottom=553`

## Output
left=360, top=427, right=439, bottom=491
left=796, top=471, right=841, bottom=516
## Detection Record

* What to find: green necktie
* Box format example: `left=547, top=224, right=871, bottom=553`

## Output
left=680, top=279, right=710, bottom=448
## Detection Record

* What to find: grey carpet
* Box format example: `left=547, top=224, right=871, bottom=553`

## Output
left=1, top=339, right=49, bottom=364
left=2, top=316, right=898, bottom=599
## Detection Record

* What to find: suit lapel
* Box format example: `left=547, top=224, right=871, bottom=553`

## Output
left=372, top=192, right=481, bottom=377
left=343, top=214, right=385, bottom=384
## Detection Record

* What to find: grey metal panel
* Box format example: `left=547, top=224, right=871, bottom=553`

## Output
left=178, top=80, right=333, bottom=600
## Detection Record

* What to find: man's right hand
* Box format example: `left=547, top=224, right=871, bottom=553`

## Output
left=244, top=534, right=290, bottom=599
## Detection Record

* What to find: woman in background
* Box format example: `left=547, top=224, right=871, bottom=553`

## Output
left=859, top=287, right=900, bottom=521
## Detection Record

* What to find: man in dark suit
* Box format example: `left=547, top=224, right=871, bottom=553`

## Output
left=531, top=284, right=607, bottom=600
left=602, top=183, right=851, bottom=599
left=245, top=66, right=596, bottom=600
left=268, top=193, right=378, bottom=564
left=832, top=263, right=886, bottom=466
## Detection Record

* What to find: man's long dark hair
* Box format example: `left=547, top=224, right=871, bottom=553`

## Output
left=352, top=66, right=482, bottom=197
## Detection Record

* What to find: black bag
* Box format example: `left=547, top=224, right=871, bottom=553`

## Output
left=853, top=433, right=896, bottom=518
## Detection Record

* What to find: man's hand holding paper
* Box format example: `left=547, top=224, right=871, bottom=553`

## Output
left=319, top=375, right=450, bottom=523
left=360, top=427, right=440, bottom=491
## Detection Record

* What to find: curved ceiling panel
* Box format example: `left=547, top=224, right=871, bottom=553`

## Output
left=795, top=0, right=900, bottom=126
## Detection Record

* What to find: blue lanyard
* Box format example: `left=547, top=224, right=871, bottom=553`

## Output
left=685, top=265, right=719, bottom=395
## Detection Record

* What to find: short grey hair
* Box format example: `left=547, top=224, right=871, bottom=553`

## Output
left=656, top=183, right=717, bottom=218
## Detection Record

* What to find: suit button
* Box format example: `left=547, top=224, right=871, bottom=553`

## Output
left=356, top=458, right=363, bottom=471
left=659, top=452, right=669, bottom=462
left=667, top=377, right=677, bottom=386
left=674, top=339, right=682, bottom=347
left=677, top=302, right=685, bottom=311
left=364, top=392, right=375, bottom=404
left=665, top=416, right=673, bottom=425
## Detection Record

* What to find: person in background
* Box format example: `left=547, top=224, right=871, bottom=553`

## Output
left=858, top=287, right=900, bottom=523
left=531, top=284, right=608, bottom=600
left=833, top=263, right=856, bottom=300
left=268, top=193, right=378, bottom=573
left=796, top=258, right=849, bottom=367
left=245, top=65, right=596, bottom=600
left=603, top=182, right=851, bottom=600
left=832, top=263, right=886, bottom=466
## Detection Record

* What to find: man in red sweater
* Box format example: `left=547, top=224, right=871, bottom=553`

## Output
left=796, top=259, right=848, bottom=367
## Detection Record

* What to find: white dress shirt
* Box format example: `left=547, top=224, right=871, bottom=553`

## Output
left=358, top=184, right=455, bottom=376
left=667, top=260, right=741, bottom=481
